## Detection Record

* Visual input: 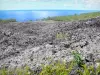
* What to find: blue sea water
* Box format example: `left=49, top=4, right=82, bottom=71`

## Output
left=0, top=10, right=99, bottom=22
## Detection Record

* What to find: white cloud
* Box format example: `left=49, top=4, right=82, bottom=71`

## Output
left=83, top=0, right=100, bottom=9
left=63, top=4, right=74, bottom=7
left=17, top=0, right=38, bottom=1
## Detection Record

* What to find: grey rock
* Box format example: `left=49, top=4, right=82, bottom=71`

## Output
left=0, top=17, right=100, bottom=70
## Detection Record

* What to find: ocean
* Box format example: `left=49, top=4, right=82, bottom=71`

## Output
left=0, top=10, right=99, bottom=22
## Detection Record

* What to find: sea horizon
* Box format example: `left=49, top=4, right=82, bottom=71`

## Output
left=0, top=10, right=100, bottom=22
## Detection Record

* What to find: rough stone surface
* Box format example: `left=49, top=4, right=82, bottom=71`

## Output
left=0, top=17, right=100, bottom=70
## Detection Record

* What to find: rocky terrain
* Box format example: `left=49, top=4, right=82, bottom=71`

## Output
left=0, top=17, right=100, bottom=70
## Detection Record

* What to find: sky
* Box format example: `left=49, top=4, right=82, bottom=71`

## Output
left=0, top=0, right=100, bottom=10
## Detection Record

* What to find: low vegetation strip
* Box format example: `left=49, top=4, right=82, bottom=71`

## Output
left=42, top=12, right=100, bottom=21
left=0, top=19, right=17, bottom=23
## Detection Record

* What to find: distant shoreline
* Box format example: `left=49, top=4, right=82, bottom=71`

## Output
left=0, top=11, right=100, bottom=23
left=0, top=10, right=99, bottom=22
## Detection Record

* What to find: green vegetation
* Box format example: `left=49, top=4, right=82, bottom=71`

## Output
left=40, top=51, right=100, bottom=75
left=42, top=12, right=100, bottom=21
left=0, top=19, right=17, bottom=23
left=0, top=66, right=34, bottom=75
left=0, top=51, right=100, bottom=75
left=56, top=32, right=69, bottom=40
left=56, top=32, right=67, bottom=40
left=40, top=61, right=74, bottom=75
left=72, top=51, right=84, bottom=67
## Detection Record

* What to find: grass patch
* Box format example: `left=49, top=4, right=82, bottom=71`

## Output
left=40, top=61, right=74, bottom=75
left=0, top=19, right=17, bottom=23
left=0, top=66, right=34, bottom=75
left=42, top=12, right=100, bottom=21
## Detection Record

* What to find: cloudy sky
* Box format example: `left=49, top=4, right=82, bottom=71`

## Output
left=0, top=0, right=100, bottom=10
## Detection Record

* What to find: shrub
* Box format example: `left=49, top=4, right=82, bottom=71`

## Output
left=40, top=61, right=74, bottom=75
left=72, top=51, right=84, bottom=67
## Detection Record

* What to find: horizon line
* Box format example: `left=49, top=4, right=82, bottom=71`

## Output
left=0, top=9, right=100, bottom=11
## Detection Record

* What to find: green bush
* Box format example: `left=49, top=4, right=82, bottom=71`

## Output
left=72, top=51, right=84, bottom=67
left=40, top=61, right=74, bottom=75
